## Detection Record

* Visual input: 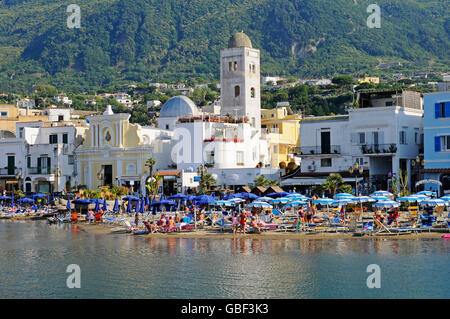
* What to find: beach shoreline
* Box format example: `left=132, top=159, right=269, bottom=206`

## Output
left=74, top=221, right=447, bottom=240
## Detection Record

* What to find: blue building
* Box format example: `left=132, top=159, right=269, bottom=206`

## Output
left=423, top=92, right=450, bottom=196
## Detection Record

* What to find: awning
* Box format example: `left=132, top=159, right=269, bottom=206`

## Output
left=281, top=177, right=363, bottom=186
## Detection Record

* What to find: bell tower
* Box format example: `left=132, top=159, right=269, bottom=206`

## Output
left=220, top=31, right=261, bottom=130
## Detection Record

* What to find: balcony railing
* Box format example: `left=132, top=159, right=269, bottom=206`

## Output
left=0, top=168, right=18, bottom=176
left=297, top=145, right=341, bottom=155
left=360, top=143, right=397, bottom=154
left=27, top=167, right=56, bottom=175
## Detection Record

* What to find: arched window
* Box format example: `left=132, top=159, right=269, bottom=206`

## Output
left=234, top=85, right=240, bottom=97
left=250, top=87, right=255, bottom=98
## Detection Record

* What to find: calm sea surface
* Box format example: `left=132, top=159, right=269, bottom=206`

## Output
left=0, top=220, right=449, bottom=299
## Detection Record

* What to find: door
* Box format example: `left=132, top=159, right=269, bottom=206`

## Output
left=104, top=165, right=113, bottom=186
left=7, top=156, right=15, bottom=175
left=321, top=131, right=331, bottom=154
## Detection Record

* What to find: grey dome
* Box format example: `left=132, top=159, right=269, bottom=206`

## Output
left=160, top=96, right=199, bottom=118
left=228, top=31, right=252, bottom=48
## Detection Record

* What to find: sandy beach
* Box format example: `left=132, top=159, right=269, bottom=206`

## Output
left=75, top=221, right=447, bottom=240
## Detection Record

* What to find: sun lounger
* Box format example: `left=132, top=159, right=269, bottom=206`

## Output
left=258, top=220, right=278, bottom=230
left=327, top=217, right=346, bottom=232
left=123, top=220, right=142, bottom=233
left=215, top=217, right=233, bottom=232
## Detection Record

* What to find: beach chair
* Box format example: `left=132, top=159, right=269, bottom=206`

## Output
left=419, top=215, right=436, bottom=232
left=408, top=206, right=419, bottom=227
left=360, top=222, right=374, bottom=235
left=327, top=216, right=346, bottom=232
left=258, top=219, right=278, bottom=230
left=123, top=220, right=142, bottom=233
left=216, top=217, right=233, bottom=232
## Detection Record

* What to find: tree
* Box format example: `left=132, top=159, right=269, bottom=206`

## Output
left=199, top=173, right=217, bottom=194
left=322, top=173, right=344, bottom=196
left=145, top=157, right=159, bottom=204
left=337, top=184, right=354, bottom=194
left=254, top=175, right=279, bottom=187
left=398, top=169, right=409, bottom=197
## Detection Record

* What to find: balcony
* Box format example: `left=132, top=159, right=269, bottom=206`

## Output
left=360, top=144, right=397, bottom=155
left=296, top=145, right=342, bottom=156
left=27, top=167, right=56, bottom=175
left=0, top=168, right=18, bottom=176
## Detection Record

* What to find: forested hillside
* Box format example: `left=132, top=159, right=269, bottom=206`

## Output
left=0, top=0, right=448, bottom=92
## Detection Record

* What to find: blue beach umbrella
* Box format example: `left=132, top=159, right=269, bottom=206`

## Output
left=256, top=196, right=273, bottom=202
left=439, top=195, right=450, bottom=202
left=102, top=198, right=108, bottom=211
left=122, top=196, right=139, bottom=201
left=370, top=191, right=393, bottom=197
left=126, top=200, right=131, bottom=214
left=135, top=199, right=140, bottom=213
left=18, top=198, right=35, bottom=204
left=266, top=192, right=289, bottom=198
left=284, top=200, right=307, bottom=208
left=145, top=194, right=150, bottom=207
left=313, top=197, right=334, bottom=205
left=397, top=195, right=422, bottom=202
left=269, top=197, right=290, bottom=204
left=372, top=200, right=400, bottom=209
left=140, top=198, right=145, bottom=213
left=47, top=194, right=50, bottom=205
left=94, top=199, right=100, bottom=212
left=352, top=196, right=376, bottom=203
left=11, top=195, right=14, bottom=207
left=419, top=198, right=446, bottom=206
left=416, top=191, right=437, bottom=197
left=66, top=197, right=71, bottom=211
left=247, top=201, right=273, bottom=209
left=333, top=193, right=355, bottom=200
left=370, top=196, right=391, bottom=201
left=113, top=198, right=119, bottom=213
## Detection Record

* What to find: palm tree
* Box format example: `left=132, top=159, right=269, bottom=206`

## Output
left=322, top=173, right=344, bottom=196
left=145, top=157, right=159, bottom=204
left=199, top=173, right=217, bottom=194
left=254, top=175, right=279, bottom=187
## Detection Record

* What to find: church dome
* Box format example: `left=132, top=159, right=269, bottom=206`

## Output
left=228, top=31, right=252, bottom=48
left=160, top=96, right=199, bottom=118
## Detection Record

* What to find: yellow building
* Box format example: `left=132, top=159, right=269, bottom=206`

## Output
left=358, top=76, right=380, bottom=84
left=75, top=106, right=173, bottom=193
left=0, top=104, right=47, bottom=137
left=261, top=105, right=301, bottom=169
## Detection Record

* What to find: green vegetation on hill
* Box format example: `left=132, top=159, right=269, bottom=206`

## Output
left=0, top=0, right=448, bottom=92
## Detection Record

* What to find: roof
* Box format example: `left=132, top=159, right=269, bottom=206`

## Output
left=228, top=31, right=252, bottom=49
left=159, top=96, right=199, bottom=118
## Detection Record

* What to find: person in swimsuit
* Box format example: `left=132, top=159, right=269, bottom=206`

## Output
left=239, top=211, right=247, bottom=234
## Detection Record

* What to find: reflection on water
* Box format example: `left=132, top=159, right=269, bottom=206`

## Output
left=0, top=220, right=449, bottom=299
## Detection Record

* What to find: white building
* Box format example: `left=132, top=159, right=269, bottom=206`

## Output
left=286, top=90, right=424, bottom=192
left=54, top=95, right=72, bottom=106
left=17, top=99, right=35, bottom=108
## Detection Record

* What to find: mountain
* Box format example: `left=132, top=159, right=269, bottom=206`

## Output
left=0, top=0, right=448, bottom=92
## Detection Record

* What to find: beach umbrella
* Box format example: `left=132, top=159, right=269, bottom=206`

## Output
left=332, top=198, right=354, bottom=206
left=372, top=200, right=400, bottom=208
left=31, top=193, right=47, bottom=198
left=256, top=196, right=273, bottom=202
left=370, top=196, right=391, bottom=201
left=285, top=192, right=302, bottom=197
left=284, top=200, right=307, bottom=208
left=94, top=199, right=100, bottom=212
left=145, top=194, right=150, bottom=207
left=266, top=192, right=289, bottom=198
left=52, top=193, right=55, bottom=203
left=102, top=198, right=108, bottom=211
left=333, top=193, right=355, bottom=200
left=113, top=198, right=119, bottom=213
left=72, top=199, right=92, bottom=204
left=66, top=197, right=71, bottom=211
left=313, top=197, right=334, bottom=205
left=352, top=196, right=376, bottom=203
left=170, top=194, right=187, bottom=200
left=0, top=195, right=10, bottom=200
left=18, top=198, right=35, bottom=204
left=269, top=197, right=290, bottom=204
left=11, top=195, right=14, bottom=207
left=126, top=200, right=131, bottom=214
left=247, top=201, right=273, bottom=209
left=135, top=199, right=140, bottom=213
left=123, top=196, right=139, bottom=201
left=234, top=192, right=258, bottom=200
left=47, top=194, right=50, bottom=205
left=416, top=191, right=437, bottom=197
left=397, top=195, right=422, bottom=202
left=140, top=197, right=145, bottom=212
left=439, top=195, right=450, bottom=202
left=370, top=191, right=393, bottom=197
left=419, top=199, right=447, bottom=206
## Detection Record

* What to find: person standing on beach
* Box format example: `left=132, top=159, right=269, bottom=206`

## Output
left=232, top=213, right=238, bottom=234
left=306, top=203, right=313, bottom=225
left=135, top=212, right=140, bottom=227
left=239, top=210, right=247, bottom=234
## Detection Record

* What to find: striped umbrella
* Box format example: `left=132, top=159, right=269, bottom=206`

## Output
left=416, top=191, right=437, bottom=197
left=370, top=191, right=393, bottom=197
left=439, top=195, right=450, bottom=202
left=370, top=196, right=391, bottom=201
left=256, top=196, right=273, bottom=202
left=372, top=200, right=400, bottom=208
left=419, top=199, right=447, bottom=206
left=247, top=201, right=273, bottom=209
left=284, top=200, right=307, bottom=208
left=334, top=193, right=355, bottom=200
left=397, top=195, right=422, bottom=202
left=312, top=198, right=334, bottom=205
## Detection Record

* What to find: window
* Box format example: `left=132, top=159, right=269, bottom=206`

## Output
left=165, top=124, right=169, bottom=130
left=435, top=101, right=450, bottom=119
left=385, top=101, right=393, bottom=107
left=440, top=136, right=450, bottom=151
left=441, top=102, right=446, bottom=118
left=58, top=115, right=64, bottom=122
left=373, top=132, right=379, bottom=145
left=63, top=133, right=68, bottom=144
left=233, top=61, right=238, bottom=71
left=19, top=127, right=23, bottom=139
left=250, top=87, right=255, bottom=98
left=356, top=157, right=364, bottom=166
left=399, top=131, right=407, bottom=144
left=414, top=129, right=420, bottom=145
left=321, top=158, right=332, bottom=167
left=228, top=62, right=232, bottom=72
left=68, top=155, right=74, bottom=165
left=1, top=111, right=7, bottom=117
left=234, top=85, right=240, bottom=97
left=236, top=151, right=244, bottom=165
left=359, top=132, right=365, bottom=144
left=49, top=134, right=58, bottom=144
left=27, top=157, right=31, bottom=168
